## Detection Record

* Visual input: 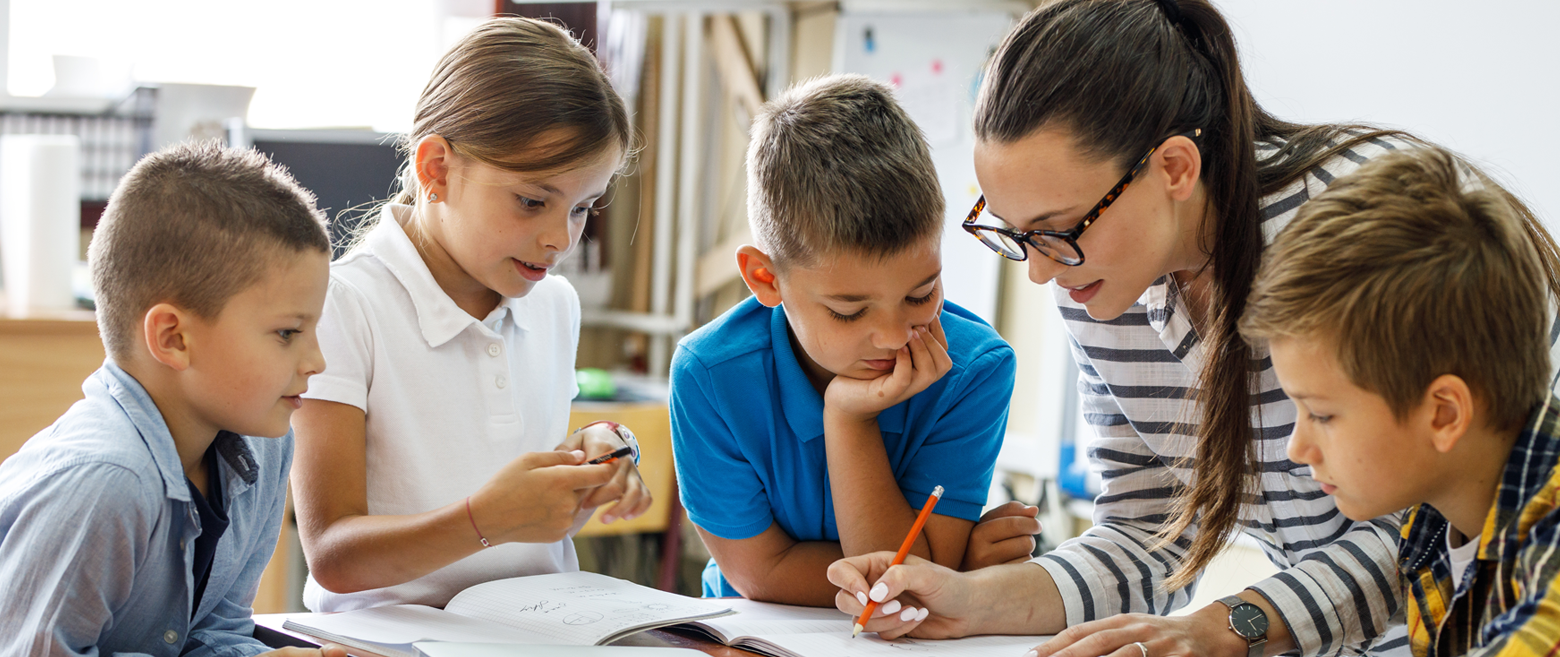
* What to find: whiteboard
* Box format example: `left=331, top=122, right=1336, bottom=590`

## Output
left=833, top=10, right=1018, bottom=325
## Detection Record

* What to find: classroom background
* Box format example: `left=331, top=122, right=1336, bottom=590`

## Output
left=0, top=0, right=1554, bottom=614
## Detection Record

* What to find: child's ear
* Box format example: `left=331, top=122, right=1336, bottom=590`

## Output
left=414, top=135, right=454, bottom=202
left=1425, top=374, right=1475, bottom=454
left=737, top=246, right=782, bottom=308
left=1158, top=133, right=1203, bottom=203
left=141, top=303, right=194, bottom=372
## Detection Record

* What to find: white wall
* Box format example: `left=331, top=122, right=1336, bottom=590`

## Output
left=1219, top=0, right=1560, bottom=226
left=4, top=0, right=489, bottom=132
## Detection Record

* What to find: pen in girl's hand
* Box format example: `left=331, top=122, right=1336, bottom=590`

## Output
left=586, top=445, right=634, bottom=465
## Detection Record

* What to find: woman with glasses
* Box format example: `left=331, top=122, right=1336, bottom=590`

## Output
left=827, top=1, right=1557, bottom=656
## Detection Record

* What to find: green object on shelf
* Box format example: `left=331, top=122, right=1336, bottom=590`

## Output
left=575, top=368, right=616, bottom=400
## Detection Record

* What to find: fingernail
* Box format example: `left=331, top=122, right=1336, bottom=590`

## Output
left=869, top=582, right=888, bottom=602
left=880, top=600, right=901, bottom=616
left=899, top=606, right=917, bottom=622
left=856, top=591, right=868, bottom=606
left=572, top=450, right=586, bottom=459
left=915, top=607, right=929, bottom=622
left=1025, top=652, right=1038, bottom=657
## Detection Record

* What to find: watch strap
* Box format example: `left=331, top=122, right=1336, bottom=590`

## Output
left=1216, top=595, right=1246, bottom=609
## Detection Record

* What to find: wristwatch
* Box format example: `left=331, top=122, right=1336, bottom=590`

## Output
left=577, top=420, right=641, bottom=465
left=1217, top=595, right=1268, bottom=657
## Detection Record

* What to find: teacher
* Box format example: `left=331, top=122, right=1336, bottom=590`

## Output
left=823, top=0, right=1500, bottom=655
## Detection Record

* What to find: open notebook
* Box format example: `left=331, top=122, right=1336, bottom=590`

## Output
left=284, top=573, right=1051, bottom=657
left=282, top=572, right=733, bottom=657
left=675, top=598, right=1051, bottom=657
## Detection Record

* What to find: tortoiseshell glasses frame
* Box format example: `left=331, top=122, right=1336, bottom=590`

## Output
left=962, top=128, right=1202, bottom=266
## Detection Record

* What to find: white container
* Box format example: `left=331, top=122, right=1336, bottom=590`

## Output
left=1, top=134, right=81, bottom=316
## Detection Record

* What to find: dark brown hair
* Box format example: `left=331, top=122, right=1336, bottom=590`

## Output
left=747, top=74, right=944, bottom=267
left=974, top=0, right=1413, bottom=588
left=89, top=141, right=328, bottom=362
left=1243, top=146, right=1560, bottom=431
left=392, top=16, right=633, bottom=205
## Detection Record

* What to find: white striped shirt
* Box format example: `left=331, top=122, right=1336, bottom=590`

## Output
left=1030, top=134, right=1559, bottom=657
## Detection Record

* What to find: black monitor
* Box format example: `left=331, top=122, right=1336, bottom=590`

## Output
left=240, top=128, right=403, bottom=259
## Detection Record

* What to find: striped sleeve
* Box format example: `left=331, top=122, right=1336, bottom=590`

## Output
left=1032, top=337, right=1198, bottom=623
left=1246, top=513, right=1406, bottom=656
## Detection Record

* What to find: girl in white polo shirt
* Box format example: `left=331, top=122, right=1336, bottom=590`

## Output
left=290, top=17, right=651, bottom=611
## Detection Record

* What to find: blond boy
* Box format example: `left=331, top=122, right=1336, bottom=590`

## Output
left=1242, top=146, right=1560, bottom=656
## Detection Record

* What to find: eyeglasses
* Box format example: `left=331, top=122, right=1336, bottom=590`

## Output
left=962, top=129, right=1202, bottom=266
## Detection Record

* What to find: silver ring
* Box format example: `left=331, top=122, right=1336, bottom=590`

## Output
left=1133, top=642, right=1148, bottom=657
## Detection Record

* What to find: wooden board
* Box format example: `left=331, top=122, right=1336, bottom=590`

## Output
left=0, top=315, right=105, bottom=461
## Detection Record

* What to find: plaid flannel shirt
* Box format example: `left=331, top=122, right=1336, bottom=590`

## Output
left=1401, top=393, right=1560, bottom=656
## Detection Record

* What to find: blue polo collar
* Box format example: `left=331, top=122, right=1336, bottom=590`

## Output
left=769, top=303, right=908, bottom=442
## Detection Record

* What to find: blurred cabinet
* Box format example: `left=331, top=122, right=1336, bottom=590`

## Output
left=0, top=314, right=104, bottom=459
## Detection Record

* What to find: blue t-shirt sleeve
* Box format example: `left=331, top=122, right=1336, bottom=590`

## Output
left=669, top=347, right=776, bottom=540
left=898, top=345, right=1016, bottom=522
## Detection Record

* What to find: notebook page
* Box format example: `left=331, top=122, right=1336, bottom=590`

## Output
left=444, top=572, right=732, bottom=645
left=689, top=599, right=853, bottom=641
left=282, top=605, right=551, bottom=645
left=747, top=632, right=1051, bottom=657
left=415, top=643, right=709, bottom=657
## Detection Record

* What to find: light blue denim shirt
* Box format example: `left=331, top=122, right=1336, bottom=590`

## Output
left=0, top=361, right=292, bottom=657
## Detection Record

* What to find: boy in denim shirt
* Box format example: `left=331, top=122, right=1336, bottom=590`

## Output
left=0, top=143, right=343, bottom=657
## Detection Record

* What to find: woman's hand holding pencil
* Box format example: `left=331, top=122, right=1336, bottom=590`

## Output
left=832, top=485, right=988, bottom=640
left=829, top=550, right=983, bottom=641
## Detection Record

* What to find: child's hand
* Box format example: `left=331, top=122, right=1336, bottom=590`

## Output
left=960, top=501, right=1041, bottom=570
left=824, top=318, right=953, bottom=422
left=557, top=425, right=653, bottom=525
left=259, top=644, right=348, bottom=657
left=470, top=450, right=617, bottom=544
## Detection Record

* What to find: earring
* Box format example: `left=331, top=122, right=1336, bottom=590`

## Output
left=428, top=192, right=439, bottom=202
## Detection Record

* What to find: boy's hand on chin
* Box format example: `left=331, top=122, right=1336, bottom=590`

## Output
left=825, top=318, right=952, bottom=422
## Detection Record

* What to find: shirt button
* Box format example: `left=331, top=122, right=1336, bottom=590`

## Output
left=496, top=376, right=507, bottom=389
left=488, top=343, right=501, bottom=357
left=178, top=539, right=185, bottom=550
left=163, top=630, right=179, bottom=644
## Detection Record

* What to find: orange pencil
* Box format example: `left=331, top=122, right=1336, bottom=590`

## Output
left=852, top=485, right=943, bottom=638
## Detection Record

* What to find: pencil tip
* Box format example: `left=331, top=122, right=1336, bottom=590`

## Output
left=852, top=624, right=863, bottom=638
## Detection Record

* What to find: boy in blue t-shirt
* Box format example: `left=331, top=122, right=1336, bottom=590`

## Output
left=670, top=74, right=1019, bottom=608
left=0, top=144, right=344, bottom=656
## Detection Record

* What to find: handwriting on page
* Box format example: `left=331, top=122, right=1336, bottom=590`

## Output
left=757, top=632, right=1050, bottom=657
left=443, top=572, right=728, bottom=645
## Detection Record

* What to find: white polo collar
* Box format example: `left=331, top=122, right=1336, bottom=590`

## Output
left=367, top=204, right=531, bottom=349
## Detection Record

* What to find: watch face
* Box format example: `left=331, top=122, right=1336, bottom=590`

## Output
left=1230, top=603, right=1269, bottom=639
